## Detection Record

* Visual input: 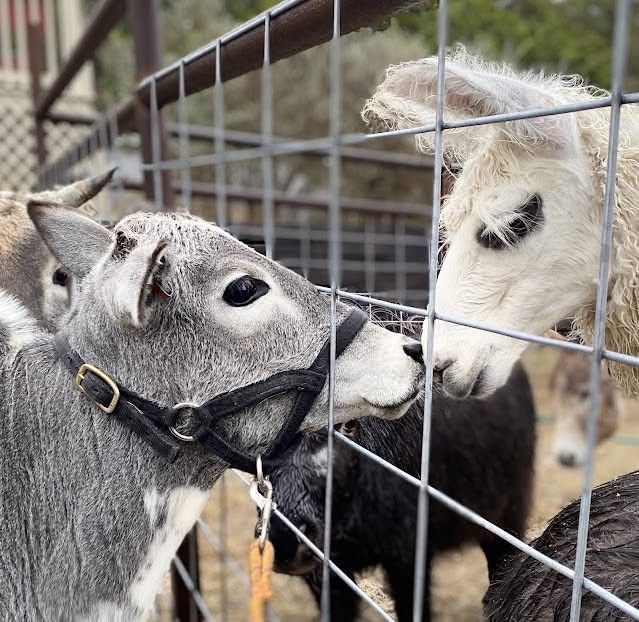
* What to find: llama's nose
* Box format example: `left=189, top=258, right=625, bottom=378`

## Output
left=403, top=342, right=423, bottom=364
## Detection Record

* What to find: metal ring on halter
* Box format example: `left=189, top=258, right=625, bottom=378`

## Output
left=169, top=401, right=199, bottom=442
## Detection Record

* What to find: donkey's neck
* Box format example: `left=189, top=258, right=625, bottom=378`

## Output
left=0, top=338, right=225, bottom=620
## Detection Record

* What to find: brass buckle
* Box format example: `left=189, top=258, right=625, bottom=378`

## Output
left=75, top=363, right=120, bottom=414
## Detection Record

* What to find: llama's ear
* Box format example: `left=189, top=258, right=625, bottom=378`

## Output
left=27, top=201, right=113, bottom=278
left=104, top=236, right=169, bottom=328
left=362, top=54, right=577, bottom=155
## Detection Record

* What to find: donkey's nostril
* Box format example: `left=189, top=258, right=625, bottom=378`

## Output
left=403, top=342, right=423, bottom=364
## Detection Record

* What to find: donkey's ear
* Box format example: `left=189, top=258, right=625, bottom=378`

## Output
left=30, top=168, right=116, bottom=208
left=105, top=237, right=169, bottom=328
left=27, top=201, right=113, bottom=278
left=362, top=54, right=576, bottom=155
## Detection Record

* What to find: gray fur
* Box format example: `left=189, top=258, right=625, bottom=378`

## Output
left=0, top=171, right=114, bottom=330
left=0, top=208, right=423, bottom=620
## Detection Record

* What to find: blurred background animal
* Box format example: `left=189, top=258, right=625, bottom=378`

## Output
left=0, top=170, right=114, bottom=329
left=543, top=325, right=624, bottom=467
left=550, top=349, right=623, bottom=467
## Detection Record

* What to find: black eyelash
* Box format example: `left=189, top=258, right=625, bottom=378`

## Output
left=477, top=194, right=544, bottom=250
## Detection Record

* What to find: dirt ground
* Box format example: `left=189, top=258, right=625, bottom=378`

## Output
left=154, top=345, right=639, bottom=621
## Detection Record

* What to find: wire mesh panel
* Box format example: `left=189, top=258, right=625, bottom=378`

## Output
left=36, top=0, right=639, bottom=620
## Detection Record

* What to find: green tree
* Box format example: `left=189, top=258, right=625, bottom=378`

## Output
left=397, top=0, right=638, bottom=90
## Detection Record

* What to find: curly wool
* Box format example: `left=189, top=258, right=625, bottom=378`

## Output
left=574, top=108, right=639, bottom=395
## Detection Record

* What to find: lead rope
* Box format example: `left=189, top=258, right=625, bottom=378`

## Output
left=248, top=456, right=275, bottom=622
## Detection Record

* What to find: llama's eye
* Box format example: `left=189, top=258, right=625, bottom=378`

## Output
left=52, top=268, right=69, bottom=286
left=223, top=276, right=269, bottom=306
left=477, top=230, right=507, bottom=250
left=477, top=194, right=543, bottom=250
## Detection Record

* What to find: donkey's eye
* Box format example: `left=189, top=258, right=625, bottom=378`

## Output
left=52, top=268, right=69, bottom=286
left=223, top=276, right=269, bottom=306
left=477, top=194, right=543, bottom=250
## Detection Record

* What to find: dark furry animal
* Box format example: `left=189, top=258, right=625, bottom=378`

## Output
left=268, top=362, right=536, bottom=622
left=484, top=470, right=639, bottom=622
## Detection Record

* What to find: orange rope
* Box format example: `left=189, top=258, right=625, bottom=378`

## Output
left=249, top=538, right=275, bottom=622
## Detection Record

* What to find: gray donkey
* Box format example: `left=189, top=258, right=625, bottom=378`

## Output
left=0, top=170, right=114, bottom=330
left=0, top=204, right=424, bottom=620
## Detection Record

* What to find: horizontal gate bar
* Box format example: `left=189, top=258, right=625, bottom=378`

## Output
left=35, top=0, right=126, bottom=120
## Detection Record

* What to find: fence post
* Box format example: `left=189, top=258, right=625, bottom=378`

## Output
left=171, top=526, right=202, bottom=622
left=127, top=0, right=174, bottom=208
left=26, top=15, right=47, bottom=172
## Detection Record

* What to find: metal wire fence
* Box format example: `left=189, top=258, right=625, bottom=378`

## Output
left=36, top=0, right=639, bottom=620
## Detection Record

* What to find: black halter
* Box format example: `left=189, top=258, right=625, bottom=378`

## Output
left=54, top=309, right=367, bottom=474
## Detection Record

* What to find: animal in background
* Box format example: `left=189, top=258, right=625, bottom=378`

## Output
left=0, top=170, right=114, bottom=328
left=484, top=470, right=639, bottom=621
left=550, top=348, right=623, bottom=467
left=363, top=47, right=639, bottom=398
left=268, top=360, right=536, bottom=622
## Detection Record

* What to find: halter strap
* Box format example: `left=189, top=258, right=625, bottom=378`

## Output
left=54, top=308, right=367, bottom=474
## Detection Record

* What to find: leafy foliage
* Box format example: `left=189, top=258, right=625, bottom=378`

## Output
left=398, top=0, right=638, bottom=90
left=225, top=0, right=639, bottom=90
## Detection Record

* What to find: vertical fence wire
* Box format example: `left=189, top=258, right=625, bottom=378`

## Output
left=150, top=77, right=164, bottom=210
left=364, top=217, right=376, bottom=295
left=261, top=12, right=275, bottom=259
left=412, top=0, right=448, bottom=619
left=301, top=209, right=312, bottom=278
left=108, top=110, right=123, bottom=213
left=78, top=135, right=86, bottom=174
left=213, top=40, right=227, bottom=227
left=88, top=128, right=97, bottom=179
left=97, top=117, right=112, bottom=215
left=48, top=159, right=56, bottom=187
left=218, top=473, right=229, bottom=622
left=395, top=217, right=407, bottom=303
left=569, top=1, right=632, bottom=619
left=320, top=0, right=341, bottom=619
left=178, top=60, right=192, bottom=213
